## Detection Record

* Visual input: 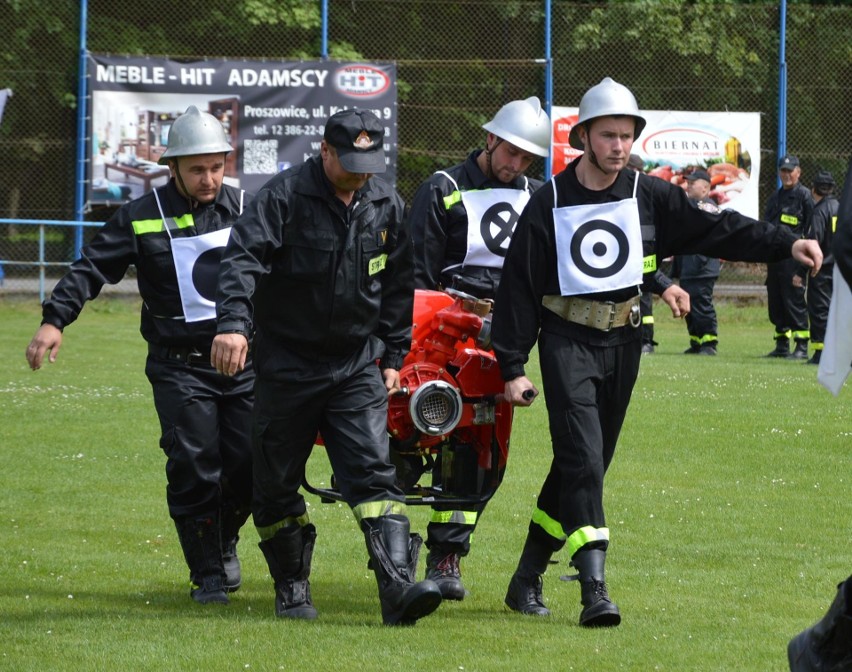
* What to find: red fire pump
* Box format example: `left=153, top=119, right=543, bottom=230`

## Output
left=303, top=288, right=515, bottom=506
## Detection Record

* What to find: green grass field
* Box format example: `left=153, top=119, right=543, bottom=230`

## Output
left=1, top=296, right=849, bottom=672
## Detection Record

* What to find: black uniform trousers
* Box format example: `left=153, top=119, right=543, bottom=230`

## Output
left=681, top=276, right=719, bottom=344
left=807, top=265, right=833, bottom=346
left=532, top=328, right=642, bottom=552
left=250, top=338, right=404, bottom=529
left=766, top=258, right=809, bottom=339
left=145, top=354, right=254, bottom=520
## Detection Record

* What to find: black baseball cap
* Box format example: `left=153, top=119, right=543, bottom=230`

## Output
left=323, top=109, right=386, bottom=174
left=813, top=169, right=835, bottom=186
left=778, top=154, right=800, bottom=169
left=686, top=169, right=711, bottom=183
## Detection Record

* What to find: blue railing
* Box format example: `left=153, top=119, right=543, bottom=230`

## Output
left=0, top=219, right=104, bottom=302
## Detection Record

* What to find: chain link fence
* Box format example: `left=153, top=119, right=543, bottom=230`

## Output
left=1, top=0, right=850, bottom=294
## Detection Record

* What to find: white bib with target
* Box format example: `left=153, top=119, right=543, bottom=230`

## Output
left=438, top=172, right=530, bottom=273
left=552, top=174, right=643, bottom=296
left=153, top=188, right=244, bottom=323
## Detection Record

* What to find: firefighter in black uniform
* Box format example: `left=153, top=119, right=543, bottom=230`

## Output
left=25, top=106, right=254, bottom=606
left=491, top=78, right=823, bottom=627
left=764, top=154, right=814, bottom=359
left=795, top=170, right=839, bottom=365
left=674, top=169, right=722, bottom=355
left=408, top=96, right=551, bottom=600
left=211, top=109, right=442, bottom=626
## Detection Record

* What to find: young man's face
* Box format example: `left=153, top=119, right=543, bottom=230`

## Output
left=171, top=153, right=226, bottom=204
left=582, top=116, right=636, bottom=173
left=486, top=134, right=538, bottom=184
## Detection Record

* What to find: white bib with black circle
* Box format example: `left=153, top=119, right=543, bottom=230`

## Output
left=439, top=172, right=530, bottom=273
left=552, top=173, right=643, bottom=296
left=153, top=188, right=244, bottom=323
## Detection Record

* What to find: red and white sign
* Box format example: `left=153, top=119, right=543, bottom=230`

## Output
left=551, top=107, right=762, bottom=218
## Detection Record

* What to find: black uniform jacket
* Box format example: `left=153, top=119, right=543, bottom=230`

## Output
left=493, top=158, right=799, bottom=381
left=42, top=179, right=247, bottom=348
left=833, top=158, right=852, bottom=287
left=216, top=155, right=413, bottom=371
left=764, top=182, right=813, bottom=236
left=409, top=150, right=543, bottom=297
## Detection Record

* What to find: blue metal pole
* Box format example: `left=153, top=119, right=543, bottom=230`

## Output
left=544, top=0, right=553, bottom=179
left=73, top=0, right=89, bottom=259
left=321, top=0, right=329, bottom=59
left=776, top=0, right=787, bottom=189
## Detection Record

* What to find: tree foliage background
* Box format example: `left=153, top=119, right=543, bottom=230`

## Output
left=0, top=0, right=849, bottom=229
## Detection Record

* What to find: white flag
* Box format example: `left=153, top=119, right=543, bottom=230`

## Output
left=817, top=264, right=852, bottom=396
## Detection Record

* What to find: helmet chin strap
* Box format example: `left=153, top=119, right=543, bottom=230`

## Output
left=483, top=137, right=503, bottom=180
left=172, top=158, right=199, bottom=209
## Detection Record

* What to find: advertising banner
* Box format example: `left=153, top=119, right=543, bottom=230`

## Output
left=87, top=54, right=397, bottom=205
left=552, top=107, right=761, bottom=218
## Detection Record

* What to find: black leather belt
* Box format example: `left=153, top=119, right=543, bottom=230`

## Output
left=148, top=343, right=211, bottom=366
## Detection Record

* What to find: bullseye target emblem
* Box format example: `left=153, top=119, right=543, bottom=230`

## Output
left=570, top=219, right=630, bottom=278
left=191, top=247, right=225, bottom=301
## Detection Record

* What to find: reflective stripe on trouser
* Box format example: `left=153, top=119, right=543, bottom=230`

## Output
left=807, top=268, right=833, bottom=345
left=681, top=277, right=718, bottom=343
left=531, top=329, right=641, bottom=552
left=426, top=510, right=479, bottom=554
left=250, top=339, right=405, bottom=529
left=766, top=258, right=809, bottom=336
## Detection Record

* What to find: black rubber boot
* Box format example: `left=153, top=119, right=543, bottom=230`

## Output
left=220, top=500, right=250, bottom=593
left=425, top=549, right=466, bottom=601
left=767, top=338, right=790, bottom=358
left=258, top=523, right=318, bottom=620
left=175, top=514, right=229, bottom=605
left=788, top=575, right=852, bottom=672
left=504, top=534, right=552, bottom=616
left=571, top=548, right=621, bottom=627
left=807, top=350, right=822, bottom=365
left=362, top=515, right=442, bottom=626
left=787, top=340, right=809, bottom=360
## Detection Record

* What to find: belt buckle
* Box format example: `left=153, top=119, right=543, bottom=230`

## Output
left=604, top=301, right=617, bottom=332
left=186, top=349, right=205, bottom=365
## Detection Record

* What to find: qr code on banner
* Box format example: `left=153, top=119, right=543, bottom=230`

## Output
left=243, top=139, right=279, bottom=175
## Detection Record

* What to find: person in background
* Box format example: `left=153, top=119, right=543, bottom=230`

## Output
left=626, top=153, right=658, bottom=354
left=764, top=154, right=814, bottom=359
left=408, top=96, right=550, bottom=600
left=794, top=170, right=839, bottom=365
left=211, top=109, right=442, bottom=626
left=673, top=169, right=722, bottom=355
left=491, top=77, right=822, bottom=628
left=25, top=106, right=254, bottom=605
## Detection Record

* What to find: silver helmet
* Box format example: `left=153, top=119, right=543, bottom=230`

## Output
left=482, top=96, right=551, bottom=158
left=568, top=77, right=646, bottom=150
left=158, top=106, right=233, bottom=164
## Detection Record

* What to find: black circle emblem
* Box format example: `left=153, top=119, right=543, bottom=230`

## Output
left=191, top=246, right=225, bottom=301
left=570, top=219, right=630, bottom=278
left=481, top=203, right=520, bottom=257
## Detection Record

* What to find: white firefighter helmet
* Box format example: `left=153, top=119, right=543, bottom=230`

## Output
left=568, top=77, right=646, bottom=150
left=158, top=106, right=233, bottom=165
left=482, top=96, right=551, bottom=158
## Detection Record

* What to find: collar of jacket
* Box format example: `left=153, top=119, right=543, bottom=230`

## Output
left=563, top=155, right=637, bottom=202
